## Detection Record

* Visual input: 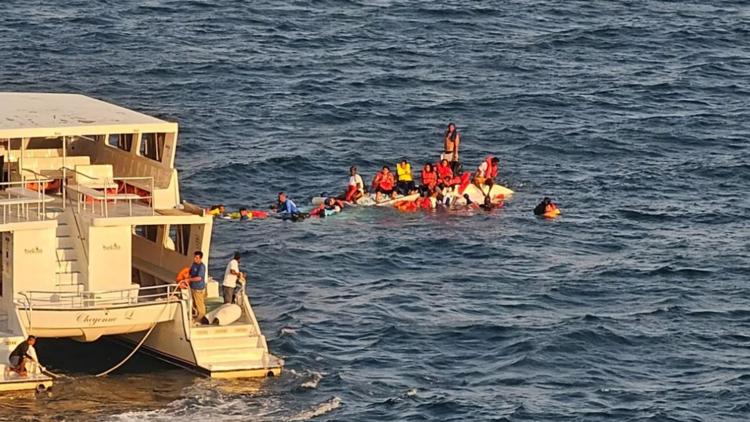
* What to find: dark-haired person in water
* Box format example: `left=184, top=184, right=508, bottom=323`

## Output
left=534, top=197, right=560, bottom=217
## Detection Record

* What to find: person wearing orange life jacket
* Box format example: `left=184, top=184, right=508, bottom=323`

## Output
left=371, top=165, right=397, bottom=202
left=420, top=163, right=438, bottom=193
left=436, top=159, right=460, bottom=187
left=533, top=197, right=561, bottom=218
left=418, top=189, right=435, bottom=210
left=395, top=159, right=416, bottom=195
left=474, top=156, right=500, bottom=188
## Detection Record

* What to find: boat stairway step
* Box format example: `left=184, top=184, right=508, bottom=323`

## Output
left=56, top=227, right=71, bottom=237
left=56, top=271, right=84, bottom=284
left=191, top=335, right=262, bottom=351
left=202, top=358, right=273, bottom=372
left=56, top=260, right=81, bottom=273
left=197, top=347, right=266, bottom=363
left=55, top=249, right=77, bottom=261
left=53, top=283, right=84, bottom=292
left=56, top=237, right=75, bottom=249
left=190, top=325, right=256, bottom=339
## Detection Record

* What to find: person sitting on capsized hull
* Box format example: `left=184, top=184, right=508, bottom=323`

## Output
left=395, top=159, right=416, bottom=196
left=345, top=166, right=365, bottom=203
left=474, top=156, right=500, bottom=189
left=371, top=166, right=397, bottom=202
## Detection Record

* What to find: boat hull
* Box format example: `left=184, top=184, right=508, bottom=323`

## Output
left=19, top=301, right=180, bottom=342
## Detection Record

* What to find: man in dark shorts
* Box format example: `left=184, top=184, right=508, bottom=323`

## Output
left=9, top=335, right=36, bottom=376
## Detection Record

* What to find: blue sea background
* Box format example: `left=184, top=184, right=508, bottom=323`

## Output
left=1, top=0, right=750, bottom=420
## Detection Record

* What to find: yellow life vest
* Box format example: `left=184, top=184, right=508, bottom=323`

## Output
left=396, top=163, right=412, bottom=182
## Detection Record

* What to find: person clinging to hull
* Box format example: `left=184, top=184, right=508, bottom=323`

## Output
left=442, top=122, right=461, bottom=174
left=533, top=197, right=561, bottom=218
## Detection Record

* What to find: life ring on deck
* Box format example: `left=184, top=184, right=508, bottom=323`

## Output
left=176, top=267, right=190, bottom=289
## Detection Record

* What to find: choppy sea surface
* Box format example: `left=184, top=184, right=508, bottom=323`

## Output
left=2, top=0, right=750, bottom=420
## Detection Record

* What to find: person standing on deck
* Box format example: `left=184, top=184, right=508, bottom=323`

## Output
left=189, top=251, right=207, bottom=324
left=442, top=123, right=461, bottom=174
left=222, top=252, right=244, bottom=304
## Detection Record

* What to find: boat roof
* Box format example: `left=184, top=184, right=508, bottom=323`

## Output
left=0, top=93, right=177, bottom=139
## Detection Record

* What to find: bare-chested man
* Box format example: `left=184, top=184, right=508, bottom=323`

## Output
left=442, top=122, right=461, bottom=173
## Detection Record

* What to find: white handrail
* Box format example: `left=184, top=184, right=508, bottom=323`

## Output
left=15, top=284, right=183, bottom=310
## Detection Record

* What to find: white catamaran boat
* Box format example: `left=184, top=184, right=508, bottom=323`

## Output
left=0, top=93, right=282, bottom=391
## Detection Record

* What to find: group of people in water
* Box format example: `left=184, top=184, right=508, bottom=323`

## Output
left=205, top=122, right=559, bottom=221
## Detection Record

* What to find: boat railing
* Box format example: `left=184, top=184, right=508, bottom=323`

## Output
left=14, top=284, right=185, bottom=311
left=0, top=177, right=55, bottom=224
left=63, top=171, right=155, bottom=217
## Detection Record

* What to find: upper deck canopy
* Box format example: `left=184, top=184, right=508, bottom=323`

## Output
left=0, top=93, right=177, bottom=138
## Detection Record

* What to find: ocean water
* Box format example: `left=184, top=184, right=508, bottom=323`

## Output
left=1, top=0, right=750, bottom=420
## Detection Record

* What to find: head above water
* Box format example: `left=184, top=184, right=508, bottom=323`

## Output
left=239, top=207, right=248, bottom=215
left=278, top=192, right=287, bottom=202
left=27, top=335, right=36, bottom=345
left=491, top=157, right=499, bottom=165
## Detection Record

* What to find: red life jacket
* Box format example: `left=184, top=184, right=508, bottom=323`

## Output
left=419, top=197, right=433, bottom=210
left=421, top=169, right=437, bottom=187
left=378, top=172, right=395, bottom=190
left=436, top=163, right=453, bottom=180
left=484, top=156, right=498, bottom=178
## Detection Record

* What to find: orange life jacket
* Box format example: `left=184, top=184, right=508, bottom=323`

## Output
left=421, top=168, right=437, bottom=187
left=485, top=157, right=498, bottom=178
left=176, top=267, right=190, bottom=289
left=376, top=171, right=395, bottom=190
left=419, top=197, right=433, bottom=210
left=436, top=163, right=453, bottom=181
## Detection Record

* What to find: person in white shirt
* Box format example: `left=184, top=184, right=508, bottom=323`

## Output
left=222, top=252, right=244, bottom=304
left=345, top=166, right=365, bottom=202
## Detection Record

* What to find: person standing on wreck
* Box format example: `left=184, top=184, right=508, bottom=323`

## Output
left=189, top=251, right=207, bottom=324
left=442, top=122, right=461, bottom=174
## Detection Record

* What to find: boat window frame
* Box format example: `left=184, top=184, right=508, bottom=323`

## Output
left=138, top=132, right=165, bottom=163
left=107, top=133, right=134, bottom=152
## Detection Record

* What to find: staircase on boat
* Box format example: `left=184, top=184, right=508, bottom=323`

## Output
left=54, top=210, right=86, bottom=294
left=189, top=298, right=280, bottom=377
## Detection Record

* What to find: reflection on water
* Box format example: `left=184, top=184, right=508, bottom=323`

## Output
left=0, top=338, right=195, bottom=421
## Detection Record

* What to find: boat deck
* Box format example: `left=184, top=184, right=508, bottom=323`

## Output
left=0, top=189, right=165, bottom=228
